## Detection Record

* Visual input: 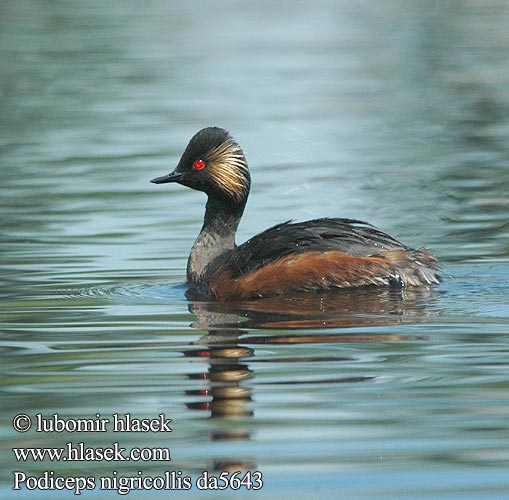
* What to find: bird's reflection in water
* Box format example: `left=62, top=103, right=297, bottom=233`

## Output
left=189, top=286, right=439, bottom=333
left=182, top=286, right=440, bottom=471
left=184, top=320, right=255, bottom=472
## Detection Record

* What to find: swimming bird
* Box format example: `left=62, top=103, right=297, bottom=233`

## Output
left=151, top=127, right=439, bottom=300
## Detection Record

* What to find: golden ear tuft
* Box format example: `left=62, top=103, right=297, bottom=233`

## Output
left=206, top=139, right=250, bottom=202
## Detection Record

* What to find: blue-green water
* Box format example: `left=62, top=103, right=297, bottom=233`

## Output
left=1, top=1, right=508, bottom=499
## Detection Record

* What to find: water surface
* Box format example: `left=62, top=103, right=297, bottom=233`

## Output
left=1, top=1, right=509, bottom=499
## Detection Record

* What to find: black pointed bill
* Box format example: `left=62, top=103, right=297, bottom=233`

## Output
left=150, top=171, right=184, bottom=184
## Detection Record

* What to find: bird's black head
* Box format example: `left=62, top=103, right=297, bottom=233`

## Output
left=151, top=127, right=251, bottom=205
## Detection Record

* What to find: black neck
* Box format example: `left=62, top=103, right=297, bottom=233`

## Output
left=187, top=195, right=246, bottom=283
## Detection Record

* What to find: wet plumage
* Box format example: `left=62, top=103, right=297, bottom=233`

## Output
left=151, top=127, right=440, bottom=300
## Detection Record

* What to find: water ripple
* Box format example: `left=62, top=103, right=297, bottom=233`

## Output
left=51, top=281, right=188, bottom=303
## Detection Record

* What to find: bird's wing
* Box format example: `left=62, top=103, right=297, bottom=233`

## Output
left=228, top=218, right=407, bottom=277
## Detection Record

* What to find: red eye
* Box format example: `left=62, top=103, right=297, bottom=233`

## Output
left=193, top=159, right=206, bottom=170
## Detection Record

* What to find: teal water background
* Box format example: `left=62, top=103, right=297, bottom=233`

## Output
left=1, top=1, right=509, bottom=498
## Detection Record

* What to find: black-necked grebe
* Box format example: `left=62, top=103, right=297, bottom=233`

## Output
left=151, top=127, right=439, bottom=300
